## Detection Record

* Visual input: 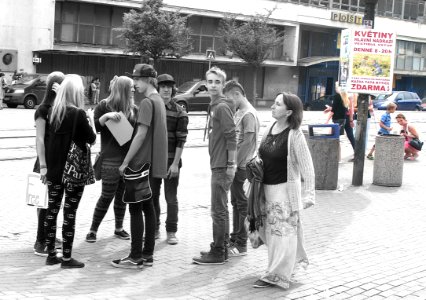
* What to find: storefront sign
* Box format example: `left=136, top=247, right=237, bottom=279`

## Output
left=331, top=12, right=363, bottom=25
left=339, top=29, right=396, bottom=94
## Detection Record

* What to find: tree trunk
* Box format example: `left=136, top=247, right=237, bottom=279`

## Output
left=252, top=66, right=258, bottom=106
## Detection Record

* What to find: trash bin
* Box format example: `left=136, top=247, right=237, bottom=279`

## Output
left=307, top=124, right=340, bottom=190
left=373, top=134, right=405, bottom=187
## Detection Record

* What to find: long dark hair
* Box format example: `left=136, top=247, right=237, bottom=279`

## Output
left=41, top=71, right=65, bottom=106
left=277, top=92, right=304, bottom=130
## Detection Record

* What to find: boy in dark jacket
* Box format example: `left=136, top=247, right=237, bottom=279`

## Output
left=193, top=67, right=236, bottom=265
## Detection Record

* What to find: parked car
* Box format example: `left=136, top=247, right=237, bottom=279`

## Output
left=376, top=91, right=422, bottom=111
left=304, top=95, right=334, bottom=111
left=421, top=98, right=426, bottom=111
left=173, top=80, right=210, bottom=112
left=3, top=74, right=47, bottom=109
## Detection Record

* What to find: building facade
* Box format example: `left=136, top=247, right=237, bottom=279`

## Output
left=1, top=0, right=425, bottom=103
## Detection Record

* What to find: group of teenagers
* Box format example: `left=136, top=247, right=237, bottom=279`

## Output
left=33, top=63, right=316, bottom=290
left=325, top=82, right=421, bottom=161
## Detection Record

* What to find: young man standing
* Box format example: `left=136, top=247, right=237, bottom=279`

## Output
left=193, top=67, right=237, bottom=265
left=223, top=80, right=259, bottom=256
left=111, top=64, right=168, bottom=269
left=152, top=74, right=188, bottom=245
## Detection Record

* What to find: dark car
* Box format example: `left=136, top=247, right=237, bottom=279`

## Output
left=376, top=91, right=422, bottom=111
left=173, top=80, right=210, bottom=112
left=421, top=98, right=426, bottom=111
left=304, top=95, right=334, bottom=111
left=4, top=74, right=47, bottom=109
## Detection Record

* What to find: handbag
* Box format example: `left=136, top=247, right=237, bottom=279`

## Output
left=93, top=153, right=102, bottom=181
left=122, top=97, right=155, bottom=203
left=93, top=129, right=114, bottom=181
left=122, top=163, right=152, bottom=203
left=409, top=138, right=423, bottom=151
left=62, top=111, right=95, bottom=187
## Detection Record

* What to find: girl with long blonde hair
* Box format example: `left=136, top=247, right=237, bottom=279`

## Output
left=86, top=75, right=138, bottom=243
left=44, top=74, right=96, bottom=268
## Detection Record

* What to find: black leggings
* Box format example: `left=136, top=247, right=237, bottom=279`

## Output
left=36, top=208, right=47, bottom=243
left=89, top=159, right=126, bottom=232
left=45, top=182, right=84, bottom=259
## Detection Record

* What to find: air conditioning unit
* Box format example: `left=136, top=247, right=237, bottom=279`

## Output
left=0, top=49, right=18, bottom=72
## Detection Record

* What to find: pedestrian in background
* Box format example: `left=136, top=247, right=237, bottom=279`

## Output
left=253, top=92, right=315, bottom=289
left=366, top=102, right=397, bottom=160
left=192, top=67, right=237, bottom=265
left=396, top=113, right=421, bottom=160
left=0, top=72, right=7, bottom=109
left=44, top=74, right=96, bottom=268
left=341, top=90, right=355, bottom=151
left=223, top=80, right=259, bottom=257
left=33, top=71, right=65, bottom=256
left=353, top=94, right=374, bottom=150
left=111, top=64, right=167, bottom=269
left=151, top=74, right=188, bottom=245
left=89, top=78, right=100, bottom=104
left=85, top=76, right=138, bottom=243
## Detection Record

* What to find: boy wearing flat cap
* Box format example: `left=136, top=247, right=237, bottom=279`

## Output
left=111, top=63, right=168, bottom=269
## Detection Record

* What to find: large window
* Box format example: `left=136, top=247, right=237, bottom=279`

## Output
left=395, top=40, right=426, bottom=72
left=187, top=16, right=224, bottom=55
left=54, top=1, right=127, bottom=47
left=377, top=0, right=426, bottom=22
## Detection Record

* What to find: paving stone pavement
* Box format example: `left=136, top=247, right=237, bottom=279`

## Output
left=1, top=109, right=426, bottom=299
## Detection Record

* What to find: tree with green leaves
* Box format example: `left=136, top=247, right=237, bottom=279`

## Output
left=218, top=10, right=284, bottom=102
left=117, top=0, right=192, bottom=65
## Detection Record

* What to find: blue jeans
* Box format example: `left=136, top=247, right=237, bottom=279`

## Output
left=230, top=167, right=248, bottom=247
left=211, top=168, right=234, bottom=251
left=151, top=167, right=179, bottom=233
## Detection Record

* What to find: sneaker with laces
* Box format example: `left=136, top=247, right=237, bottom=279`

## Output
left=34, top=241, right=48, bottom=257
left=193, top=250, right=225, bottom=265
left=111, top=256, right=144, bottom=269
left=253, top=279, right=272, bottom=288
left=114, top=229, right=130, bottom=240
left=228, top=244, right=247, bottom=257
left=166, top=232, right=178, bottom=245
left=86, top=232, right=97, bottom=243
left=200, top=242, right=229, bottom=261
left=141, top=254, right=153, bottom=266
left=46, top=255, right=62, bottom=265
left=61, top=258, right=85, bottom=269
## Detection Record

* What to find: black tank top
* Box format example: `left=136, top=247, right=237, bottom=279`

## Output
left=259, top=123, right=290, bottom=185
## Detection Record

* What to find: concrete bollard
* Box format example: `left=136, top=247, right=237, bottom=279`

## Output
left=373, top=135, right=405, bottom=187
left=307, top=138, right=340, bottom=190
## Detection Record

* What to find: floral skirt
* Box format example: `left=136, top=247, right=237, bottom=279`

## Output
left=259, top=182, right=308, bottom=289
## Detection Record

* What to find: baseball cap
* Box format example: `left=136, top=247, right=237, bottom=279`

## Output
left=127, top=64, right=157, bottom=78
left=157, top=74, right=175, bottom=85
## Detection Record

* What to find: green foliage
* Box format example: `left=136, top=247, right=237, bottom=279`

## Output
left=352, top=54, right=391, bottom=77
left=116, top=0, right=192, bottom=61
left=218, top=10, right=284, bottom=68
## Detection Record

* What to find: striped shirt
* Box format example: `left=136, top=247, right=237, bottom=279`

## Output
left=165, top=100, right=189, bottom=158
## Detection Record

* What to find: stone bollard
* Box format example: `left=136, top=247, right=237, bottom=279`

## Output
left=372, top=135, right=405, bottom=187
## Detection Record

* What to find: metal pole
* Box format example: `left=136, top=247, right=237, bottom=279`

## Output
left=352, top=0, right=378, bottom=186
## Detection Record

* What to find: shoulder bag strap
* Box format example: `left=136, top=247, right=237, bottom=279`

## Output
left=71, top=108, right=79, bottom=141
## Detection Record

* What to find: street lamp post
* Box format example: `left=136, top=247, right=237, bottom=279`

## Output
left=352, top=0, right=378, bottom=186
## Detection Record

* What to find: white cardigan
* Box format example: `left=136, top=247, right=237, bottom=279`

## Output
left=261, top=126, right=315, bottom=211
left=287, top=129, right=315, bottom=211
